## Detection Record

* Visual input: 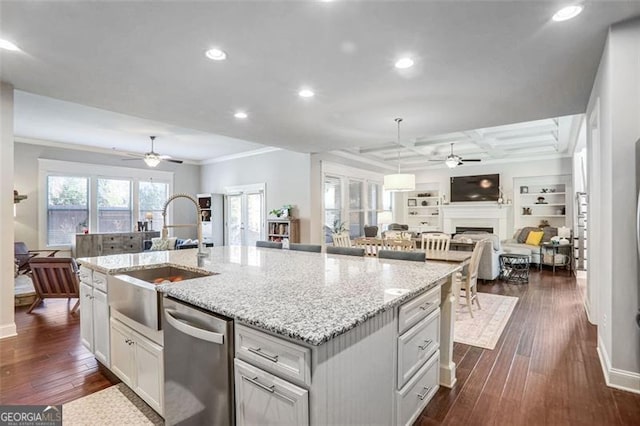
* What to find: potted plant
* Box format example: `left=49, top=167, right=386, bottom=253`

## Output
left=269, top=204, right=294, bottom=218
left=332, top=219, right=347, bottom=234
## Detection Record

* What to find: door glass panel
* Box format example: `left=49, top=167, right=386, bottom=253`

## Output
left=349, top=211, right=364, bottom=239
left=349, top=180, right=362, bottom=209
left=246, top=193, right=263, bottom=247
left=227, top=195, right=242, bottom=246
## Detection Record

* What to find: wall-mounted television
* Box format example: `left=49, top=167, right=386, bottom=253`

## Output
left=450, top=174, right=500, bottom=202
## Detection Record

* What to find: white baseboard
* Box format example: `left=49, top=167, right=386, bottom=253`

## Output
left=0, top=322, right=17, bottom=339
left=597, top=337, right=640, bottom=394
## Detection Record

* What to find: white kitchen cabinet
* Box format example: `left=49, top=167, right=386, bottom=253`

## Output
left=235, top=358, right=309, bottom=426
left=110, top=318, right=164, bottom=415
left=79, top=282, right=93, bottom=351
left=79, top=271, right=110, bottom=367
left=110, top=318, right=135, bottom=387
left=92, top=289, right=110, bottom=365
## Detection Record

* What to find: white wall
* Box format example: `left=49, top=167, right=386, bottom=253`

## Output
left=200, top=150, right=312, bottom=243
left=587, top=18, right=640, bottom=392
left=14, top=141, right=201, bottom=251
left=1, top=82, right=17, bottom=339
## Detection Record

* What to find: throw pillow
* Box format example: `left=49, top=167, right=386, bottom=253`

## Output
left=525, top=230, right=544, bottom=246
left=149, top=237, right=173, bottom=251
left=166, top=237, right=178, bottom=250
left=541, top=226, right=558, bottom=243
left=517, top=227, right=538, bottom=243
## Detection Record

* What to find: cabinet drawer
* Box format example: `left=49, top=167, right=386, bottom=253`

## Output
left=396, top=352, right=439, bottom=426
left=79, top=266, right=92, bottom=284
left=93, top=272, right=108, bottom=293
left=398, top=285, right=440, bottom=334
left=397, top=308, right=440, bottom=389
left=236, top=324, right=311, bottom=387
left=234, top=358, right=309, bottom=426
left=102, top=235, right=124, bottom=244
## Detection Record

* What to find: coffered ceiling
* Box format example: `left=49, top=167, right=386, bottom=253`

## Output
left=1, top=1, right=638, bottom=159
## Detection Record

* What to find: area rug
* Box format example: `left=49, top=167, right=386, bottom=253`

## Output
left=63, top=383, right=163, bottom=425
left=454, top=292, right=519, bottom=350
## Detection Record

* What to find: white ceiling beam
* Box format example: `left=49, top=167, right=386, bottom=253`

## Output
left=328, top=150, right=397, bottom=171
left=463, top=130, right=508, bottom=159
left=479, top=118, right=557, bottom=135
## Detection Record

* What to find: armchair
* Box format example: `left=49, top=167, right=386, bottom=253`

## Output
left=14, top=242, right=59, bottom=275
left=27, top=257, right=80, bottom=314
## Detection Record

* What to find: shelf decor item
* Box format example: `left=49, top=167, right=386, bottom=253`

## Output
left=421, top=200, right=428, bottom=206
left=520, top=186, right=528, bottom=194
left=269, top=204, right=294, bottom=218
left=408, top=198, right=417, bottom=207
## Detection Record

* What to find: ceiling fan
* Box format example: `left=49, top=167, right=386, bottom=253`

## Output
left=430, top=143, right=482, bottom=168
left=122, top=136, right=184, bottom=167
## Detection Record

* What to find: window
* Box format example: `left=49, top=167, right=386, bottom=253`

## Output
left=47, top=176, right=89, bottom=246
left=367, top=182, right=380, bottom=227
left=139, top=181, right=169, bottom=227
left=324, top=176, right=342, bottom=242
left=97, top=178, right=132, bottom=233
left=348, top=180, right=364, bottom=238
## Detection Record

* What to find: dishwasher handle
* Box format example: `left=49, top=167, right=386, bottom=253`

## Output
left=164, top=309, right=225, bottom=345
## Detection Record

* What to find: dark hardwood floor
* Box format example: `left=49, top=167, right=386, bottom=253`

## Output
left=418, top=270, right=640, bottom=425
left=2, top=270, right=639, bottom=425
left=0, top=300, right=118, bottom=406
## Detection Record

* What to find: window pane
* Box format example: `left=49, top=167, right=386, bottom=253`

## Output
left=324, top=176, right=341, bottom=210
left=382, top=189, right=393, bottom=211
left=349, top=211, right=364, bottom=239
left=98, top=178, right=132, bottom=233
left=139, top=181, right=168, bottom=228
left=47, top=176, right=89, bottom=246
left=367, top=211, right=378, bottom=227
left=246, top=192, right=263, bottom=246
left=369, top=183, right=379, bottom=211
left=349, top=180, right=362, bottom=209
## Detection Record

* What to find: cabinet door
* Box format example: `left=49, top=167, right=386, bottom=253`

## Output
left=235, top=359, right=309, bottom=426
left=79, top=282, right=93, bottom=352
left=110, top=319, right=134, bottom=387
left=133, top=333, right=164, bottom=415
left=92, top=290, right=110, bottom=367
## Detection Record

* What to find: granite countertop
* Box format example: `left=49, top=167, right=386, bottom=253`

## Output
left=78, top=246, right=461, bottom=345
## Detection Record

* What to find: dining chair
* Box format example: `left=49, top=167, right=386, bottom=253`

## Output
left=353, top=238, right=384, bottom=257
left=326, top=246, right=366, bottom=257
left=14, top=242, right=59, bottom=275
left=421, top=233, right=451, bottom=252
left=289, top=243, right=322, bottom=253
left=27, top=257, right=80, bottom=314
left=331, top=232, right=352, bottom=247
left=378, top=250, right=426, bottom=262
left=383, top=239, right=416, bottom=251
left=459, top=239, right=488, bottom=318
left=256, top=241, right=283, bottom=249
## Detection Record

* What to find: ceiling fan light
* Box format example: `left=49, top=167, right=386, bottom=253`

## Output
left=144, top=155, right=161, bottom=168
left=384, top=173, right=415, bottom=192
left=445, top=157, right=459, bottom=168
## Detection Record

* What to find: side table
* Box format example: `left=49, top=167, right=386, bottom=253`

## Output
left=499, top=253, right=530, bottom=283
left=539, top=242, right=572, bottom=275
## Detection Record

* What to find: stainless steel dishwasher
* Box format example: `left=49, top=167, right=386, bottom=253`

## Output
left=163, top=297, right=234, bottom=425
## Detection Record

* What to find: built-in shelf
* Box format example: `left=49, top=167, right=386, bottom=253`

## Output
left=514, top=176, right=572, bottom=232
left=521, top=214, right=566, bottom=217
left=403, top=185, right=443, bottom=233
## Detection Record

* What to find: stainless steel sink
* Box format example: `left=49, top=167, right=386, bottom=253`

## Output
left=109, top=266, right=215, bottom=330
left=119, top=266, right=213, bottom=284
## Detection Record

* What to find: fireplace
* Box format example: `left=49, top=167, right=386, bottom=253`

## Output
left=441, top=204, right=512, bottom=240
left=455, top=226, right=494, bottom=235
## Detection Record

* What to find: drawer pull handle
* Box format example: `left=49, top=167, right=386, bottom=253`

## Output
left=419, top=302, right=434, bottom=311
left=248, top=347, right=279, bottom=363
left=245, top=376, right=275, bottom=393
left=418, top=339, right=433, bottom=350
left=417, top=386, right=432, bottom=400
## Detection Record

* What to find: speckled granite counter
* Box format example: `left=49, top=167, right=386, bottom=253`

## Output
left=79, top=246, right=461, bottom=346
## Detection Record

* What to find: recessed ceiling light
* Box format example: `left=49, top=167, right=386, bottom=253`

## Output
left=395, top=57, right=414, bottom=69
left=205, top=48, right=227, bottom=61
left=234, top=111, right=248, bottom=119
left=0, top=39, right=20, bottom=51
left=552, top=5, right=584, bottom=22
left=298, top=88, right=315, bottom=98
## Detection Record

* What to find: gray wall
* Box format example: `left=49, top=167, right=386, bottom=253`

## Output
left=14, top=141, right=201, bottom=251
left=200, top=150, right=312, bottom=243
left=587, top=19, right=640, bottom=382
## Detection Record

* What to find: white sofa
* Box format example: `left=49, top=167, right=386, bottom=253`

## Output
left=452, top=233, right=502, bottom=281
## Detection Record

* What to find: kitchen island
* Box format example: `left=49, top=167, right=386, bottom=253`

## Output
left=78, top=246, right=464, bottom=425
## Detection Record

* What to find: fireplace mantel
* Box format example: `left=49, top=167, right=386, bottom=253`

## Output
left=441, top=204, right=512, bottom=240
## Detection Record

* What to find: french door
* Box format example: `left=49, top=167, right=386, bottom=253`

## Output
left=225, top=185, right=265, bottom=246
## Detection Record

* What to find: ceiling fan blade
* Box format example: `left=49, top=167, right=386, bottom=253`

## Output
left=163, top=158, right=184, bottom=164
left=122, top=158, right=143, bottom=161
left=429, top=159, right=446, bottom=162
left=461, top=159, right=482, bottom=162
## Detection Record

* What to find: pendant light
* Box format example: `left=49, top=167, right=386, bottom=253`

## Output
left=383, top=118, right=416, bottom=192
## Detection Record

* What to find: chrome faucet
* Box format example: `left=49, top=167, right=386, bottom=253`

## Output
left=162, top=193, right=208, bottom=266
